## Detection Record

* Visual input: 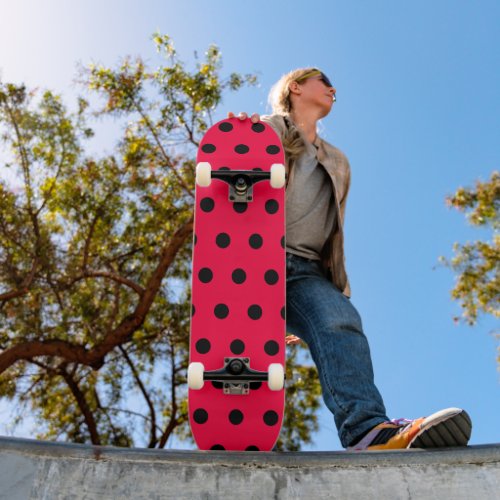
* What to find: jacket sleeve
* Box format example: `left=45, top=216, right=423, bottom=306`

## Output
left=340, top=154, right=351, bottom=297
left=338, top=155, right=351, bottom=227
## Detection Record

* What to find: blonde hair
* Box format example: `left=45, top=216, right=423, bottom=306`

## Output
left=268, top=67, right=319, bottom=184
left=268, top=67, right=319, bottom=115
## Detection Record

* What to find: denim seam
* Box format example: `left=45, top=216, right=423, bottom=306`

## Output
left=287, top=293, right=351, bottom=416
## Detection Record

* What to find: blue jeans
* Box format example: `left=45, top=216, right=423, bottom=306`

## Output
left=286, top=253, right=388, bottom=448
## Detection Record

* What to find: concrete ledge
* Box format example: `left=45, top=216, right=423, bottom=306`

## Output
left=1, top=436, right=499, bottom=499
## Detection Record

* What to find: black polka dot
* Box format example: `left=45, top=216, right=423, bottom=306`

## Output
left=249, top=234, right=263, bottom=249
left=196, top=338, right=211, bottom=354
left=214, top=304, right=229, bottom=319
left=263, top=410, right=279, bottom=426
left=194, top=234, right=197, bottom=245
left=200, top=198, right=215, bottom=212
left=265, top=200, right=279, bottom=214
left=193, top=409, right=208, bottom=424
left=248, top=305, right=262, bottom=320
left=266, top=145, right=281, bottom=155
left=212, top=381, right=223, bottom=389
left=250, top=382, right=262, bottom=390
left=246, top=445, right=260, bottom=451
left=235, top=144, right=249, bottom=154
left=211, top=444, right=225, bottom=450
left=251, top=123, right=265, bottom=133
left=230, top=339, right=245, bottom=355
left=234, top=202, right=248, bottom=213
left=219, top=122, right=233, bottom=132
left=264, top=270, right=279, bottom=285
left=252, top=167, right=263, bottom=171
left=202, top=143, right=216, bottom=153
left=192, top=304, right=196, bottom=316
left=281, top=307, right=285, bottom=320
left=216, top=233, right=230, bottom=248
left=264, top=341, right=279, bottom=356
left=281, top=236, right=285, bottom=248
left=219, top=166, right=230, bottom=170
left=232, top=269, right=246, bottom=284
left=199, top=268, right=213, bottom=283
left=229, top=409, right=244, bottom=425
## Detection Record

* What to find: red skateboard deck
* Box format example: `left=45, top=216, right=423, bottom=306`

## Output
left=188, top=117, right=286, bottom=451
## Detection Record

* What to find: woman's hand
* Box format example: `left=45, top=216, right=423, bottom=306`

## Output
left=285, top=335, right=302, bottom=346
left=227, top=111, right=260, bottom=123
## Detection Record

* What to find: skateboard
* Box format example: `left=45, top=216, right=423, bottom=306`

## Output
left=188, top=117, right=286, bottom=451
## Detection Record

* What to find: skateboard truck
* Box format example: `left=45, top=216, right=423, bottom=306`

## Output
left=212, top=171, right=270, bottom=203
left=196, top=163, right=286, bottom=203
left=208, top=357, right=268, bottom=395
left=188, top=358, right=284, bottom=395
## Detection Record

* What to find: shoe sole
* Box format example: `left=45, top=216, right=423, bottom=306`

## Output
left=409, top=408, right=472, bottom=448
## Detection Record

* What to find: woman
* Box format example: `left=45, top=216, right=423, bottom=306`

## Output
left=228, top=68, right=472, bottom=450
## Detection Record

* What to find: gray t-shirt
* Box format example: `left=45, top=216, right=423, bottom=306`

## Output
left=285, top=141, right=336, bottom=261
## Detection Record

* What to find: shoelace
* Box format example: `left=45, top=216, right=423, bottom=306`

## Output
left=388, top=417, right=421, bottom=435
left=350, top=417, right=423, bottom=449
left=390, top=417, right=415, bottom=426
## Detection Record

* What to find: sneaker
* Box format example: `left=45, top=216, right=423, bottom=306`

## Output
left=348, top=407, right=472, bottom=451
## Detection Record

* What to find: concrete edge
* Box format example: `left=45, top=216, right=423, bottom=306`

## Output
left=1, top=435, right=500, bottom=469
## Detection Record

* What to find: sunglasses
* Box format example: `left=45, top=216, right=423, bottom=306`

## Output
left=295, top=69, right=336, bottom=103
left=296, top=70, right=334, bottom=89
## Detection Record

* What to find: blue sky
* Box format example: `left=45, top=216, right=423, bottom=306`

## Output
left=0, top=0, right=498, bottom=450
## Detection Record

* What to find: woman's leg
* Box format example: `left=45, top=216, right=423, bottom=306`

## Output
left=286, top=253, right=388, bottom=448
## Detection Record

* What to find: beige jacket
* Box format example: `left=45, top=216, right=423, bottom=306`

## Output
left=262, top=114, right=352, bottom=297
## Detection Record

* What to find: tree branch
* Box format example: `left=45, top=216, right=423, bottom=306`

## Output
left=83, top=269, right=145, bottom=296
left=3, top=99, right=43, bottom=250
left=0, top=217, right=32, bottom=256
left=0, top=217, right=193, bottom=374
left=119, top=345, right=157, bottom=447
left=159, top=332, right=180, bottom=448
left=35, top=143, right=67, bottom=217
left=0, top=257, right=39, bottom=302
left=58, top=365, right=101, bottom=445
left=82, top=207, right=102, bottom=271
left=130, top=94, right=194, bottom=198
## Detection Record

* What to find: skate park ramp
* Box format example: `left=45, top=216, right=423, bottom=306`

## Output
left=1, top=436, right=499, bottom=499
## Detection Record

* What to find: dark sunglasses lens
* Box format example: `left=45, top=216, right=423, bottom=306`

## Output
left=320, top=73, right=333, bottom=87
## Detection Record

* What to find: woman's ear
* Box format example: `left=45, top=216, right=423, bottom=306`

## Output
left=288, top=81, right=301, bottom=96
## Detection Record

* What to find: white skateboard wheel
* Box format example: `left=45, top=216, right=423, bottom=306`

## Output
left=270, top=163, right=286, bottom=189
left=268, top=363, right=284, bottom=391
left=188, top=362, right=205, bottom=390
left=196, top=162, right=212, bottom=187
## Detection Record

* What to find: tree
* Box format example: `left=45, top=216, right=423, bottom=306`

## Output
left=442, top=171, right=499, bottom=339
left=0, top=33, right=322, bottom=449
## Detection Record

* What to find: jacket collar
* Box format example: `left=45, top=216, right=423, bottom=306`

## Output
left=283, top=115, right=338, bottom=176
left=314, top=136, right=337, bottom=177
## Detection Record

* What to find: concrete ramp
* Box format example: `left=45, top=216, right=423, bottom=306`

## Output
left=0, top=436, right=499, bottom=499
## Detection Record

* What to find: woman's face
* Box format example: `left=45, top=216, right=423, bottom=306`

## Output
left=294, top=74, right=336, bottom=117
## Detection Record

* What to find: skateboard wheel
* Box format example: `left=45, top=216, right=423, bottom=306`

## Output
left=196, top=162, right=212, bottom=187
left=270, top=164, right=286, bottom=189
left=268, top=363, right=284, bottom=391
left=188, top=362, right=205, bottom=390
